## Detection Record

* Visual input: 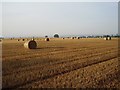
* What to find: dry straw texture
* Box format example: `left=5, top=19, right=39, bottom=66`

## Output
left=24, top=40, right=37, bottom=49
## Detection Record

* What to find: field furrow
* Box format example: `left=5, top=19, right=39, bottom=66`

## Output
left=20, top=58, right=118, bottom=88
left=2, top=52, right=118, bottom=88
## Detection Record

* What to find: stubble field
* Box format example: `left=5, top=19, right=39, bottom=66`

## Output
left=2, top=38, right=119, bottom=88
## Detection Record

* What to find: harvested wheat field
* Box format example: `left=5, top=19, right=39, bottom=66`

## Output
left=2, top=38, right=119, bottom=88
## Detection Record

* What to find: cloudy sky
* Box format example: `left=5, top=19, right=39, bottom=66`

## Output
left=1, top=0, right=118, bottom=37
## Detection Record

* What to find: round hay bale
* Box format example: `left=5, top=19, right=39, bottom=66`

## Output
left=108, top=37, right=111, bottom=40
left=77, top=37, right=80, bottom=39
left=31, top=38, right=35, bottom=41
left=22, top=39, right=25, bottom=41
left=17, top=39, right=20, bottom=41
left=71, top=37, right=74, bottom=39
left=45, top=38, right=49, bottom=41
left=104, top=37, right=108, bottom=40
left=62, top=38, right=65, bottom=39
left=24, top=40, right=37, bottom=49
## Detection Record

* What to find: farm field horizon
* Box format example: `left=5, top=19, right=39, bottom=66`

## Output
left=2, top=38, right=119, bottom=88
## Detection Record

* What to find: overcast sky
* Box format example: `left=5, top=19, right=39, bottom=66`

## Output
left=2, top=1, right=118, bottom=37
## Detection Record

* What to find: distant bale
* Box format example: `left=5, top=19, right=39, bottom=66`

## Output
left=104, top=37, right=111, bottom=40
left=108, top=37, right=111, bottom=40
left=104, top=37, right=108, bottom=40
left=17, top=39, right=20, bottom=41
left=77, top=37, right=80, bottom=39
left=24, top=40, right=37, bottom=49
left=31, top=38, right=35, bottom=41
left=22, top=39, right=25, bottom=41
left=71, top=37, right=74, bottom=39
left=45, top=38, right=49, bottom=41
left=62, top=38, right=65, bottom=39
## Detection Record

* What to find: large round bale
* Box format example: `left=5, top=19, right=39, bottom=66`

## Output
left=45, top=38, right=49, bottom=41
left=24, top=40, right=37, bottom=49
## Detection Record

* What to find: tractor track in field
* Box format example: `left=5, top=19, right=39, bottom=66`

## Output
left=3, top=55, right=118, bottom=89
left=2, top=45, right=117, bottom=61
left=3, top=50, right=117, bottom=76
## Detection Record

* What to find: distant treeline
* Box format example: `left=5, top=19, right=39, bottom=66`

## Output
left=84, top=35, right=120, bottom=38
left=1, top=34, right=120, bottom=39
